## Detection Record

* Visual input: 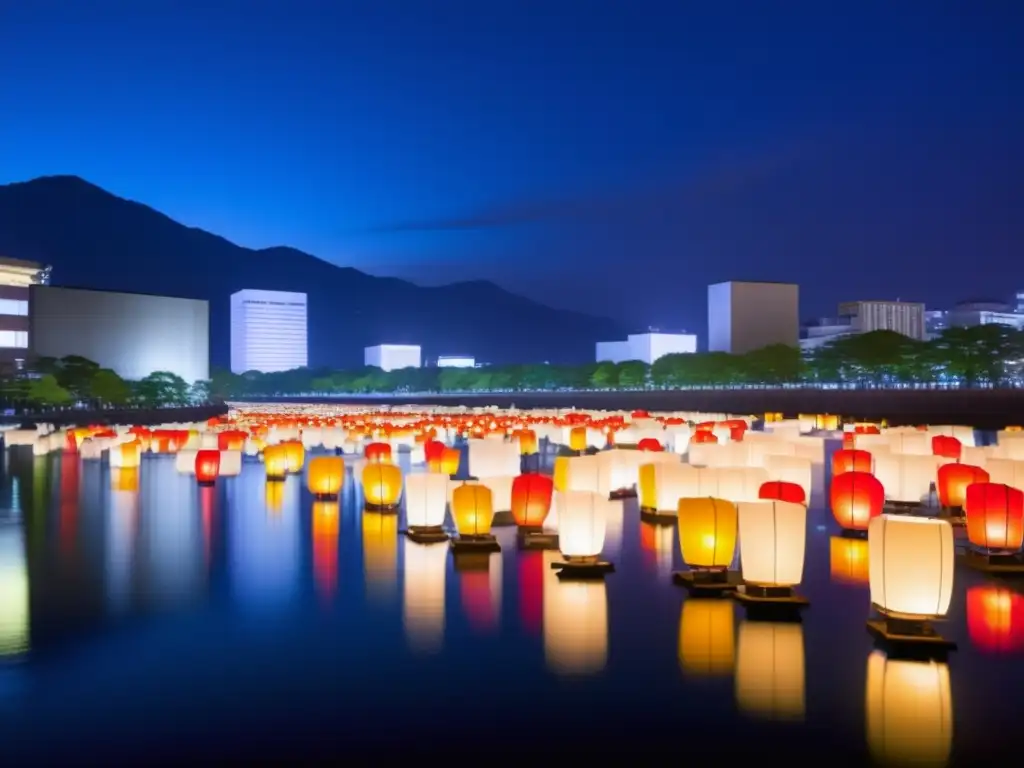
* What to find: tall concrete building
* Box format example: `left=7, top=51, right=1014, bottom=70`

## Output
left=365, top=344, right=421, bottom=372
left=708, top=281, right=799, bottom=354
left=0, top=257, right=50, bottom=370
left=230, top=289, right=308, bottom=374
left=837, top=300, right=926, bottom=340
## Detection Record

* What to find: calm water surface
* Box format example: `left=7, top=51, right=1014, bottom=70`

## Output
left=0, top=442, right=1021, bottom=763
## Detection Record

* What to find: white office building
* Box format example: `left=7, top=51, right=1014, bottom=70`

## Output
left=595, top=332, right=697, bottom=364
left=0, top=256, right=49, bottom=370
left=837, top=300, right=926, bottom=340
left=437, top=355, right=475, bottom=368
left=708, top=281, right=799, bottom=354
left=365, top=344, right=421, bottom=372
left=230, top=289, right=308, bottom=374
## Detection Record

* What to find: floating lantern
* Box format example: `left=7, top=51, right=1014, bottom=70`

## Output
left=832, top=448, right=872, bottom=476
left=282, top=441, right=305, bottom=473
left=637, top=462, right=688, bottom=520
left=511, top=473, right=554, bottom=530
left=568, top=426, right=587, bottom=453
left=263, top=444, right=288, bottom=481
left=816, top=414, right=840, bottom=431
left=931, top=434, right=962, bottom=461
left=424, top=440, right=446, bottom=471
left=364, top=441, right=392, bottom=463
left=736, top=500, right=808, bottom=612
left=873, top=454, right=940, bottom=504
left=963, top=483, right=1024, bottom=572
left=829, top=536, right=869, bottom=586
left=678, top=599, right=734, bottom=677
left=638, top=437, right=663, bottom=452
left=966, top=586, right=1024, bottom=655
left=597, top=449, right=641, bottom=499
left=691, top=431, right=718, bottom=445
left=830, top=471, right=884, bottom=531
left=552, top=456, right=570, bottom=492
left=758, top=480, right=805, bottom=505
left=306, top=456, right=345, bottom=500
left=552, top=490, right=614, bottom=578
left=673, top=497, right=738, bottom=593
left=450, top=483, right=500, bottom=553
left=217, top=430, right=247, bottom=451
left=867, top=515, right=955, bottom=646
left=438, top=446, right=461, bottom=476
left=195, top=449, right=220, bottom=486
left=735, top=621, right=806, bottom=721
left=544, top=576, right=608, bottom=676
left=362, top=462, right=403, bottom=511
left=403, top=538, right=448, bottom=653
left=865, top=651, right=952, bottom=767
left=404, top=472, right=449, bottom=542
left=936, top=462, right=988, bottom=510
left=515, top=429, right=538, bottom=456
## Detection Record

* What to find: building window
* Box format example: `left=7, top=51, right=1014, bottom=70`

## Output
left=0, top=331, right=28, bottom=348
left=0, top=299, right=28, bottom=316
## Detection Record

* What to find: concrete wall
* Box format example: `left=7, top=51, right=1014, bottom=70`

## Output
left=709, top=281, right=799, bottom=354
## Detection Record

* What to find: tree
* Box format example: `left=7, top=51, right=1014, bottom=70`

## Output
left=135, top=371, right=190, bottom=406
left=617, top=360, right=649, bottom=388
left=55, top=355, right=101, bottom=399
left=90, top=368, right=131, bottom=406
left=589, top=362, right=618, bottom=389
left=27, top=374, right=72, bottom=408
left=189, top=380, right=212, bottom=404
left=740, top=345, right=803, bottom=384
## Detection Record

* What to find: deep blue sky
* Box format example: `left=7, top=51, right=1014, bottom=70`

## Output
left=1, top=0, right=1021, bottom=334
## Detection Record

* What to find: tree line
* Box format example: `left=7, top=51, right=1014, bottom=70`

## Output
left=209, top=325, right=1024, bottom=398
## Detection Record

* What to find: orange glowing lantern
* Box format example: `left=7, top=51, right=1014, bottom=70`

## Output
left=307, top=456, right=345, bottom=500
left=568, top=427, right=587, bottom=453
left=362, top=463, right=403, bottom=511
left=217, top=430, right=247, bottom=451
left=424, top=440, right=446, bottom=471
left=832, top=448, right=872, bottom=476
left=830, top=471, right=884, bottom=531
left=451, top=483, right=495, bottom=538
left=759, top=480, right=806, bottom=506
left=264, top=444, right=288, bottom=481
left=965, top=482, right=1024, bottom=551
left=691, top=431, right=718, bottom=445
left=967, top=586, right=1024, bottom=654
left=638, top=437, right=663, bottom=452
left=931, top=435, right=962, bottom=461
left=365, top=442, right=393, bottom=464
left=937, top=463, right=989, bottom=509
left=515, top=429, right=539, bottom=456
left=440, top=447, right=461, bottom=476
left=283, top=441, right=305, bottom=473
left=511, top=473, right=554, bottom=529
left=195, top=450, right=221, bottom=486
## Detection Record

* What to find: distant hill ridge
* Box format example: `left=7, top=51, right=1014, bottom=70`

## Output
left=0, top=175, right=626, bottom=369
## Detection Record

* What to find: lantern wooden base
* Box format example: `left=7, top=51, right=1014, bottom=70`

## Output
left=938, top=506, right=966, bottom=526
left=265, top=475, right=286, bottom=483
left=961, top=549, right=1024, bottom=574
left=197, top=480, right=216, bottom=487
left=404, top=526, right=449, bottom=544
left=866, top=618, right=956, bottom=655
left=609, top=488, right=637, bottom=500
left=451, top=551, right=492, bottom=572
left=450, top=535, right=501, bottom=554
left=313, top=492, right=340, bottom=502
left=363, top=503, right=400, bottom=513
left=552, top=557, right=614, bottom=581
left=838, top=528, right=868, bottom=540
left=516, top=528, right=559, bottom=550
left=491, top=510, right=516, bottom=527
left=672, top=569, right=740, bottom=595
left=882, top=500, right=926, bottom=515
left=734, top=585, right=809, bottom=620
left=638, top=509, right=677, bottom=526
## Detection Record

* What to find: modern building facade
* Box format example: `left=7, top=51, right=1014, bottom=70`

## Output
left=708, top=281, right=799, bottom=354
left=0, top=257, right=50, bottom=370
left=230, top=289, right=308, bottom=374
left=30, top=286, right=209, bottom=382
left=595, top=332, right=697, bottom=364
left=437, top=355, right=475, bottom=368
left=365, top=344, right=421, bottom=372
left=837, top=300, right=926, bottom=340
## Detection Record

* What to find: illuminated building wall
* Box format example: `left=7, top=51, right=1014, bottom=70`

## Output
left=364, top=344, right=421, bottom=372
left=708, top=280, right=799, bottom=354
left=29, top=286, right=209, bottom=382
left=436, top=355, right=475, bottom=368
left=0, top=256, right=49, bottom=370
left=229, top=289, right=308, bottom=373
left=595, top=332, right=697, bottom=364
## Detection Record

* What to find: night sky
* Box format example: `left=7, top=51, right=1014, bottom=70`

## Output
left=1, top=1, right=1021, bottom=338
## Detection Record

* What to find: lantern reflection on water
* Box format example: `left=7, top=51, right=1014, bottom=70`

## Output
left=312, top=501, right=339, bottom=602
left=402, top=539, right=447, bottom=653
left=544, top=569, right=608, bottom=676
left=829, top=536, right=869, bottom=586
left=865, top=651, right=952, bottom=767
left=735, top=621, right=805, bottom=721
left=966, top=586, right=1024, bottom=654
left=678, top=599, right=734, bottom=677
left=0, top=524, right=28, bottom=657
left=459, top=552, right=502, bottom=633
left=363, top=511, right=399, bottom=603
left=640, top=520, right=674, bottom=577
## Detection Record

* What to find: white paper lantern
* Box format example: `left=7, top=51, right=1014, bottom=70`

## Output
left=738, top=500, right=806, bottom=587
left=763, top=454, right=813, bottom=502
left=468, top=439, right=519, bottom=477
left=219, top=450, right=243, bottom=477
left=868, top=515, right=954, bottom=618
left=175, top=449, right=198, bottom=475
left=873, top=454, right=940, bottom=503
left=477, top=475, right=514, bottom=513
left=405, top=473, right=448, bottom=529
left=556, top=490, right=609, bottom=559
left=984, top=458, right=1024, bottom=493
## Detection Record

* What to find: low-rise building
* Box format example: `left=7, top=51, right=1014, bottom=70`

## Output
left=595, top=332, right=697, bottom=365
left=365, top=344, right=421, bottom=372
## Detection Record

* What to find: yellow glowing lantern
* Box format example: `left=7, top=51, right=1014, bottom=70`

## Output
left=678, top=497, right=738, bottom=569
left=678, top=599, right=735, bottom=677
left=403, top=538, right=447, bottom=653
left=553, top=456, right=570, bottom=492
left=283, top=441, right=305, bottom=473
left=306, top=456, right=345, bottom=499
left=451, top=483, right=495, bottom=537
left=263, top=444, right=289, bottom=481
left=737, top=500, right=806, bottom=589
left=815, top=414, right=840, bottom=431
left=735, top=621, right=805, bottom=721
left=865, top=651, right=952, bottom=767
left=868, top=515, right=954, bottom=620
left=829, top=536, right=869, bottom=586
left=362, top=462, right=403, bottom=511
left=568, top=426, right=587, bottom=452
left=515, top=429, right=538, bottom=456
left=544, top=573, right=608, bottom=676
left=439, top=447, right=461, bottom=476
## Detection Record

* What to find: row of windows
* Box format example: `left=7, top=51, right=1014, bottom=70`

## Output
left=0, top=299, right=28, bottom=317
left=0, top=331, right=28, bottom=348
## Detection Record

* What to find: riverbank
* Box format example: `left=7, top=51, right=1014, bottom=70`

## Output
left=236, top=389, right=1024, bottom=430
left=0, top=403, right=229, bottom=428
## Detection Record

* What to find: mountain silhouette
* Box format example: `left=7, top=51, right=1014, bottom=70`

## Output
left=0, top=176, right=627, bottom=370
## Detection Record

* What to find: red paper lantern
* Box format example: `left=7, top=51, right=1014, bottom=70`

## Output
left=729, top=425, right=746, bottom=442
left=967, top=586, right=1024, bottom=654
left=931, top=435, right=962, bottom=461
left=691, top=431, right=718, bottom=445
left=217, top=430, right=247, bottom=451
left=832, top=448, right=872, bottom=476
left=759, top=480, right=806, bottom=505
left=424, top=439, right=445, bottom=471
left=365, top=442, right=392, bottom=463
left=195, top=449, right=221, bottom=486
left=638, top=437, right=663, bottom=452
left=632, top=410, right=649, bottom=419
left=511, top=473, right=554, bottom=529
left=937, top=462, right=989, bottom=508
left=830, top=471, right=884, bottom=531
left=965, top=483, right=1024, bottom=551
